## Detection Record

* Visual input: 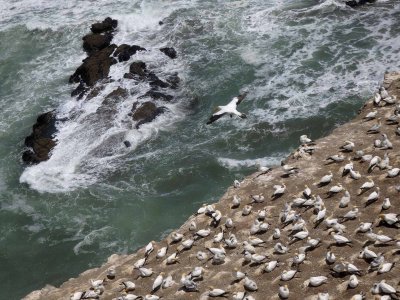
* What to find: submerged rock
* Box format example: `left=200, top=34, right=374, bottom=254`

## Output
left=142, top=90, right=173, bottom=101
left=131, top=101, right=166, bottom=128
left=346, top=0, right=376, bottom=7
left=160, top=47, right=177, bottom=59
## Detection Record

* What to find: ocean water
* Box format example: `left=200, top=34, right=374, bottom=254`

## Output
left=0, top=0, right=399, bottom=298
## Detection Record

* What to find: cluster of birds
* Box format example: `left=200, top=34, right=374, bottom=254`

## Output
left=66, top=84, right=399, bottom=300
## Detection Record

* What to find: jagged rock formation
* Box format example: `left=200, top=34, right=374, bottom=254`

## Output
left=22, top=17, right=179, bottom=164
left=24, top=72, right=400, bottom=300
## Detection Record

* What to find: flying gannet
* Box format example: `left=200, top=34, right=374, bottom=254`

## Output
left=207, top=92, right=248, bottom=124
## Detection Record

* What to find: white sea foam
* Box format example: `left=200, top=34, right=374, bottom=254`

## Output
left=217, top=155, right=284, bottom=170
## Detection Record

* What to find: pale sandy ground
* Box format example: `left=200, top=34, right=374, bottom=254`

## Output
left=25, top=72, right=400, bottom=300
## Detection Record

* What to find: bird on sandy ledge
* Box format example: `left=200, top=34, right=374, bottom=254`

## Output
left=206, top=92, right=248, bottom=124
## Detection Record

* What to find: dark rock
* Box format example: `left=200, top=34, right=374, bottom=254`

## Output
left=131, top=101, right=166, bottom=128
left=159, top=21, right=164, bottom=25
left=166, top=73, right=180, bottom=89
left=129, top=61, right=147, bottom=77
left=102, top=87, right=128, bottom=106
left=123, top=73, right=136, bottom=80
left=160, top=47, right=177, bottom=59
left=90, top=17, right=118, bottom=34
left=22, top=111, right=58, bottom=164
left=82, top=33, right=113, bottom=55
left=148, top=73, right=170, bottom=89
left=85, top=86, right=104, bottom=101
left=142, top=90, right=173, bottom=101
left=71, top=82, right=88, bottom=99
left=69, top=45, right=117, bottom=86
left=123, top=140, right=131, bottom=148
left=114, top=44, right=146, bottom=62
left=346, top=0, right=376, bottom=7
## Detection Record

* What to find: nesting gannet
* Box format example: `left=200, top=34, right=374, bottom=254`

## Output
left=326, top=154, right=345, bottom=163
left=378, top=213, right=399, bottom=226
left=367, top=118, right=381, bottom=134
left=378, top=280, right=397, bottom=295
left=380, top=86, right=389, bottom=99
left=243, top=277, right=258, bottom=291
left=274, top=242, right=288, bottom=254
left=292, top=252, right=306, bottom=266
left=317, top=171, right=333, bottom=187
left=359, top=246, right=377, bottom=260
left=387, top=167, right=400, bottom=178
left=145, top=295, right=159, bottom=300
left=339, top=207, right=359, bottom=222
left=378, top=262, right=394, bottom=274
left=152, top=273, right=164, bottom=292
left=365, top=187, right=380, bottom=206
left=278, top=285, right=289, bottom=299
left=350, top=292, right=366, bottom=300
left=134, top=257, right=147, bottom=269
left=342, top=159, right=353, bottom=177
left=363, top=108, right=378, bottom=121
left=180, top=274, right=198, bottom=291
left=107, top=266, right=116, bottom=279
left=250, top=194, right=264, bottom=203
left=355, top=222, right=372, bottom=233
left=208, top=288, right=229, bottom=297
left=339, top=191, right=351, bottom=208
left=170, top=232, right=183, bottom=243
left=280, top=269, right=297, bottom=281
left=70, top=292, right=85, bottom=300
left=166, top=252, right=179, bottom=264
left=232, top=292, right=246, bottom=300
left=358, top=179, right=374, bottom=194
left=138, top=267, right=153, bottom=277
left=325, top=251, right=336, bottom=264
left=340, top=140, right=355, bottom=152
left=381, top=198, right=391, bottom=210
left=273, top=228, right=281, bottom=239
left=264, top=260, right=279, bottom=273
left=162, top=275, right=175, bottom=289
left=374, top=92, right=382, bottom=106
left=121, top=281, right=136, bottom=292
left=196, top=251, right=208, bottom=261
left=380, top=134, right=393, bottom=149
left=282, top=164, right=299, bottom=176
left=330, top=232, right=352, bottom=246
left=242, top=205, right=252, bottom=216
left=349, top=168, right=361, bottom=180
left=232, top=195, right=241, bottom=208
left=233, top=268, right=247, bottom=281
left=308, top=276, right=328, bottom=287
left=327, top=183, right=343, bottom=197
left=317, top=293, right=330, bottom=300
left=272, top=184, right=286, bottom=199
left=189, top=221, right=197, bottom=231
left=348, top=275, right=359, bottom=288
left=156, top=246, right=168, bottom=259
left=195, top=228, right=211, bottom=238
left=207, top=92, right=248, bottom=124
left=300, top=135, right=314, bottom=145
left=225, top=218, right=234, bottom=228
left=257, top=208, right=267, bottom=220
left=303, top=185, right=312, bottom=199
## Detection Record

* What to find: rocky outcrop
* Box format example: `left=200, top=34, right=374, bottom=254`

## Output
left=23, top=72, right=400, bottom=300
left=22, top=17, right=180, bottom=164
left=90, top=17, right=118, bottom=34
left=22, top=111, right=57, bottom=164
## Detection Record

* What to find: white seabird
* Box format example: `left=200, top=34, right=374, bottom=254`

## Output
left=207, top=92, right=248, bottom=124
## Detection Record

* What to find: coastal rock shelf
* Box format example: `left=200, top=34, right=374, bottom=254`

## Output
left=22, top=17, right=179, bottom=164
left=25, top=72, right=400, bottom=300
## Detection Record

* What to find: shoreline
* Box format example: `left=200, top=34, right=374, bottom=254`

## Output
left=25, top=71, right=400, bottom=300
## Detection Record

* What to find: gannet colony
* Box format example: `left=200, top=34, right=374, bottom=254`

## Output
left=25, top=71, right=400, bottom=299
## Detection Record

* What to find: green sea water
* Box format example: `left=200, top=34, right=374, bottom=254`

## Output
left=0, top=0, right=399, bottom=298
